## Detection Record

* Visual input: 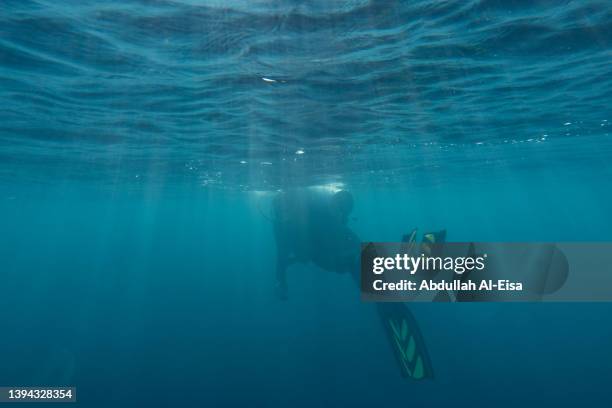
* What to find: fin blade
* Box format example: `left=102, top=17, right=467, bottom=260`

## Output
left=377, top=303, right=434, bottom=380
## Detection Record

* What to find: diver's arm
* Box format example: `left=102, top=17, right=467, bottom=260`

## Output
left=272, top=220, right=289, bottom=300
left=275, top=255, right=289, bottom=300
left=275, top=253, right=300, bottom=300
left=276, top=255, right=287, bottom=287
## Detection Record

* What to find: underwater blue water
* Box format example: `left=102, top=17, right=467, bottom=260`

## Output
left=1, top=0, right=612, bottom=406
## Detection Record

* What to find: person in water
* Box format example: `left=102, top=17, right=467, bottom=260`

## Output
left=272, top=188, right=360, bottom=300
left=268, top=187, right=435, bottom=380
left=267, top=187, right=569, bottom=381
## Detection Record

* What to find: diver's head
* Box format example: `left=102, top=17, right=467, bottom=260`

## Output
left=331, top=190, right=354, bottom=217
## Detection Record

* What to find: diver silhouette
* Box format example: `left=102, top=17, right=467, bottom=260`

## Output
left=268, top=187, right=435, bottom=380
left=266, top=187, right=569, bottom=381
left=272, top=188, right=360, bottom=299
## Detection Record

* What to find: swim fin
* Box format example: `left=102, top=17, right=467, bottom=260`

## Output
left=362, top=230, right=434, bottom=380
left=421, top=229, right=447, bottom=257
left=377, top=302, right=434, bottom=380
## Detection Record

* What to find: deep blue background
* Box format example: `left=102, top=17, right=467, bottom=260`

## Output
left=1, top=172, right=611, bottom=406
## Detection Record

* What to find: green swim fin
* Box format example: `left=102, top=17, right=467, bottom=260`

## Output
left=362, top=231, right=434, bottom=380
left=377, top=302, right=434, bottom=380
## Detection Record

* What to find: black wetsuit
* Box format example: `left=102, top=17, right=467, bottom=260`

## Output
left=272, top=189, right=360, bottom=293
